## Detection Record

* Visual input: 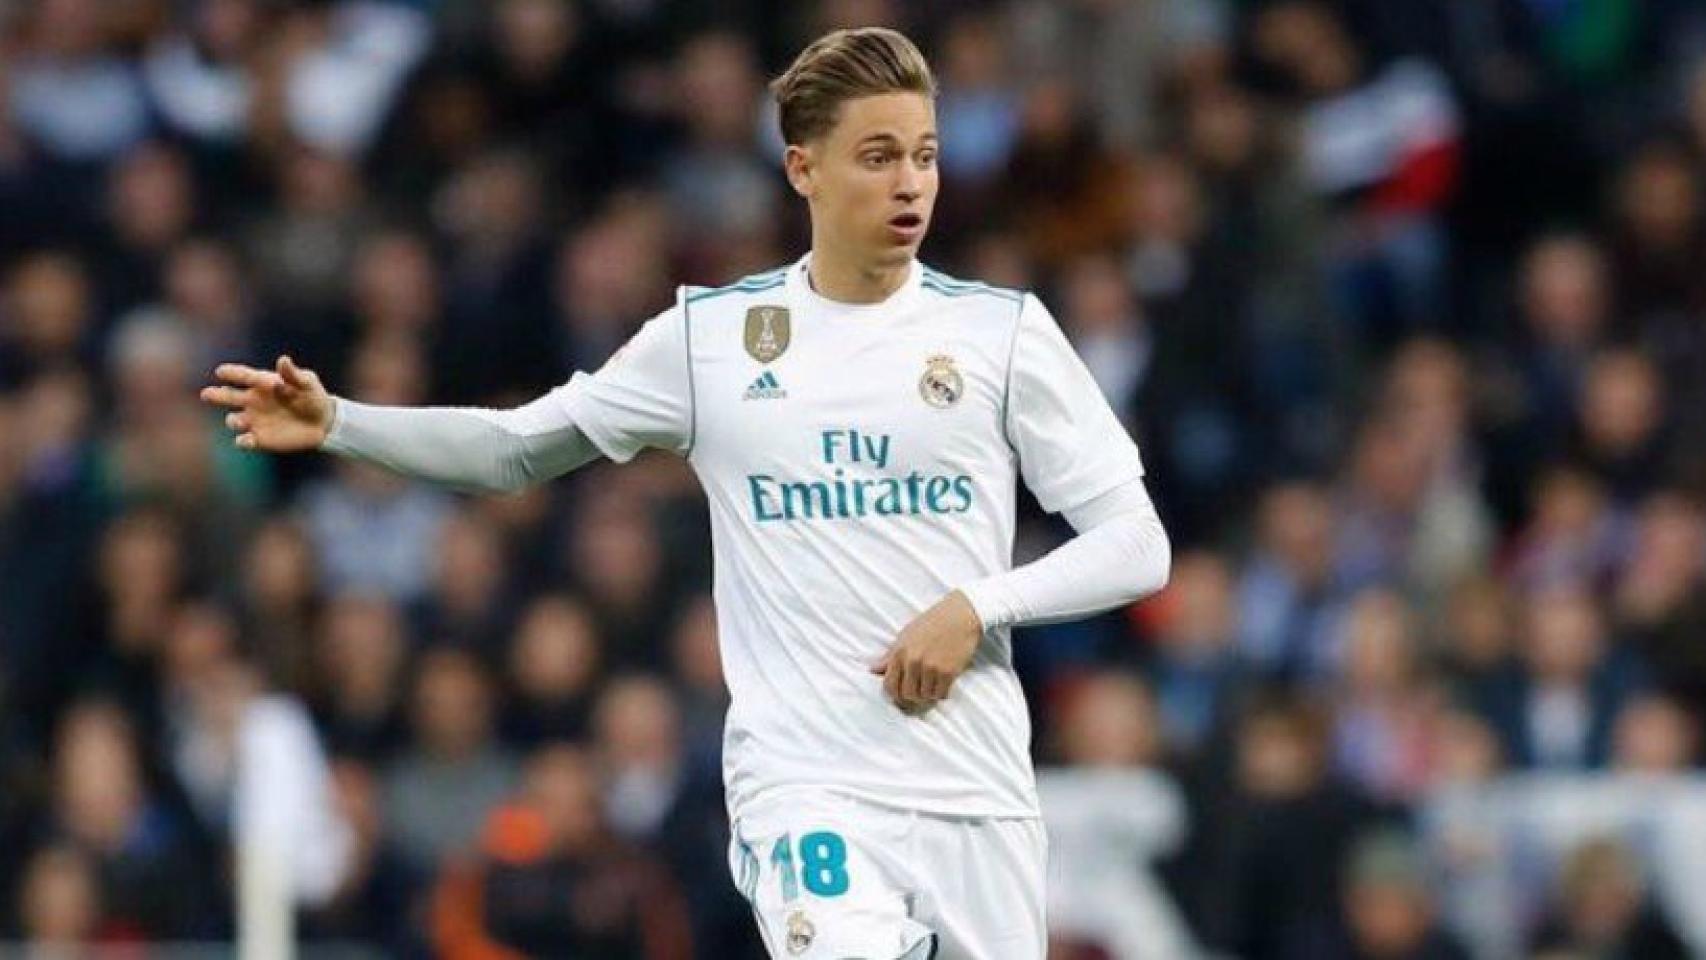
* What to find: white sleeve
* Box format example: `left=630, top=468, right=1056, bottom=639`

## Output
left=557, top=297, right=693, bottom=463
left=958, top=476, right=1170, bottom=630
left=321, top=387, right=602, bottom=493
left=1006, top=292, right=1145, bottom=514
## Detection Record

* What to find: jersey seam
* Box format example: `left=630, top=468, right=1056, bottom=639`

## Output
left=920, top=279, right=1023, bottom=305
left=559, top=389, right=629, bottom=464
left=924, top=265, right=1012, bottom=290
left=684, top=275, right=786, bottom=304
left=681, top=286, right=698, bottom=458
left=1000, top=293, right=1026, bottom=452
left=921, top=267, right=1023, bottom=303
left=1052, top=464, right=1147, bottom=520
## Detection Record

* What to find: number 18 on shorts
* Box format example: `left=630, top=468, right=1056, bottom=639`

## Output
left=732, top=815, right=935, bottom=958
left=727, top=792, right=1046, bottom=960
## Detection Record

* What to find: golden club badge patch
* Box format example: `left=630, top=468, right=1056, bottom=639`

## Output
left=919, top=354, right=964, bottom=408
left=745, top=305, right=791, bottom=363
left=785, top=909, right=816, bottom=955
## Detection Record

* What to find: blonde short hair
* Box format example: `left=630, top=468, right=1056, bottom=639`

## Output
left=769, top=27, right=936, bottom=146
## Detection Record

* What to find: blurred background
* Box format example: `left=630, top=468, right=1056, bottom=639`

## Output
left=4, top=0, right=1706, bottom=957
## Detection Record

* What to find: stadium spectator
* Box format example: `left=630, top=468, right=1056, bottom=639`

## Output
left=381, top=647, right=518, bottom=875
left=7, top=0, right=151, bottom=165
left=1253, top=0, right=1460, bottom=347
left=662, top=32, right=779, bottom=257
left=1, top=253, right=95, bottom=388
left=501, top=593, right=603, bottom=748
left=15, top=844, right=101, bottom=952
left=1334, top=829, right=1469, bottom=960
left=1415, top=711, right=1516, bottom=959
left=142, top=0, right=268, bottom=148
left=312, top=592, right=408, bottom=761
left=1529, top=837, right=1689, bottom=959
left=1610, top=693, right=1698, bottom=774
left=1332, top=408, right=1488, bottom=617
left=1236, top=480, right=1340, bottom=680
left=238, top=517, right=320, bottom=690
left=162, top=239, right=261, bottom=375
left=547, top=189, right=675, bottom=383
left=98, top=143, right=199, bottom=317
left=1039, top=670, right=1197, bottom=959
left=593, top=672, right=748, bottom=954
left=1438, top=575, right=1517, bottom=701
left=562, top=483, right=673, bottom=667
left=299, top=757, right=414, bottom=949
left=1057, top=251, right=1151, bottom=417
left=1203, top=695, right=1379, bottom=958
left=242, top=145, right=375, bottom=318
left=1614, top=491, right=1706, bottom=703
left=434, top=149, right=556, bottom=402
left=433, top=743, right=693, bottom=958
left=157, top=599, right=244, bottom=829
left=297, top=337, right=454, bottom=605
left=42, top=698, right=216, bottom=939
left=87, top=508, right=188, bottom=727
left=1570, top=348, right=1672, bottom=506
left=1480, top=587, right=1644, bottom=770
left=257, top=0, right=431, bottom=157
left=1145, top=549, right=1246, bottom=754
left=933, top=12, right=1022, bottom=189
left=667, top=593, right=727, bottom=774
left=1607, top=140, right=1703, bottom=334
left=419, top=507, right=513, bottom=652
left=1481, top=234, right=1612, bottom=522
left=1329, top=589, right=1440, bottom=804
left=1505, top=465, right=1625, bottom=596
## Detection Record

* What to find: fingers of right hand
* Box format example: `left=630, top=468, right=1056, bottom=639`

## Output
left=884, top=660, right=904, bottom=704
left=870, top=648, right=893, bottom=675
left=901, top=664, right=925, bottom=703
left=215, top=364, right=273, bottom=388
left=200, top=385, right=252, bottom=408
left=888, top=660, right=934, bottom=713
left=278, top=355, right=317, bottom=391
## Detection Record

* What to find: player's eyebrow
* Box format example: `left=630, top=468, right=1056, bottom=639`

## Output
left=856, top=132, right=940, bottom=147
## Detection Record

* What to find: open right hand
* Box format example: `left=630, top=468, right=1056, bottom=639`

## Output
left=199, top=355, right=334, bottom=452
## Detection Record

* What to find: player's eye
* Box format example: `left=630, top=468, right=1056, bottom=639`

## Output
left=862, top=152, right=891, bottom=167
left=916, top=150, right=938, bottom=167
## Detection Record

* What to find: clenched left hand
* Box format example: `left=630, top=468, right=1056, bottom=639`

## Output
left=871, top=590, right=983, bottom=715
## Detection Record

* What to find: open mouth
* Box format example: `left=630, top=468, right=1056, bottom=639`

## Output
left=889, top=213, right=923, bottom=229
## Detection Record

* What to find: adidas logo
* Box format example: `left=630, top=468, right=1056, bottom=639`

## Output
left=743, top=370, right=788, bottom=400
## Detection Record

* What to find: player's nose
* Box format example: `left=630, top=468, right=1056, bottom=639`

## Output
left=894, top=164, right=923, bottom=202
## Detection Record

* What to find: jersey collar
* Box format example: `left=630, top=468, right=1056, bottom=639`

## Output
left=787, top=252, right=923, bottom=320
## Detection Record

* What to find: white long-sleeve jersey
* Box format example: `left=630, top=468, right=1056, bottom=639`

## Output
left=326, top=254, right=1165, bottom=821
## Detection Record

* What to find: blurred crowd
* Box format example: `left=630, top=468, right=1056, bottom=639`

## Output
left=5, top=0, right=1706, bottom=957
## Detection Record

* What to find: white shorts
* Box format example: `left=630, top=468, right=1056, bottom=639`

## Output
left=728, top=789, right=1047, bottom=960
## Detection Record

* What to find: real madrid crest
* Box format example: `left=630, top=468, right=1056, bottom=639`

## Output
left=919, top=354, right=964, bottom=409
left=745, top=305, right=791, bottom=363
left=785, top=909, right=816, bottom=955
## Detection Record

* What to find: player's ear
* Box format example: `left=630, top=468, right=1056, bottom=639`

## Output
left=783, top=143, right=815, bottom=199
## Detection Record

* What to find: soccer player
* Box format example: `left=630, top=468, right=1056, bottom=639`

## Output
left=201, top=27, right=1170, bottom=960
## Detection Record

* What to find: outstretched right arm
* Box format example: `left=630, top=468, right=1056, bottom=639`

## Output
left=199, top=301, right=691, bottom=493
left=321, top=390, right=602, bottom=493
left=199, top=356, right=601, bottom=494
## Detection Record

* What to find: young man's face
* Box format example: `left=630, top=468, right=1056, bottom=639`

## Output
left=787, top=92, right=939, bottom=270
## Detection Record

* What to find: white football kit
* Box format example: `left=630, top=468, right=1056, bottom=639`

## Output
left=554, top=253, right=1148, bottom=959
